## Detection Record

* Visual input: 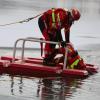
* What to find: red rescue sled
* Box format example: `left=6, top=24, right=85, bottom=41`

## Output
left=0, top=37, right=99, bottom=78
left=0, top=56, right=98, bottom=78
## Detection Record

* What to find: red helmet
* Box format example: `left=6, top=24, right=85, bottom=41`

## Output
left=70, top=8, right=80, bottom=21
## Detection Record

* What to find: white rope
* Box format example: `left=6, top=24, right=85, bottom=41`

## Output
left=0, top=13, right=42, bottom=27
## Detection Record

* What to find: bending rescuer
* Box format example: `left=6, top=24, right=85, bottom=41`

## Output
left=38, top=8, right=80, bottom=65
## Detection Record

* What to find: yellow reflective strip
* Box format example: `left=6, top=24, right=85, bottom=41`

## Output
left=52, top=9, right=55, bottom=23
left=57, top=13, right=60, bottom=22
left=70, top=59, right=79, bottom=69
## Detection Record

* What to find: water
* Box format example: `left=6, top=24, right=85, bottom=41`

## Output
left=0, top=0, right=100, bottom=100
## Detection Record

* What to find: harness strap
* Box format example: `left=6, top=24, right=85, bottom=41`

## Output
left=70, top=59, right=80, bottom=69
left=57, top=13, right=61, bottom=26
left=51, top=8, right=61, bottom=28
left=52, top=8, right=56, bottom=23
left=52, top=8, right=56, bottom=28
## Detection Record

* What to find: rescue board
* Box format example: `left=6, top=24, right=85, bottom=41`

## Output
left=0, top=37, right=98, bottom=78
left=0, top=56, right=98, bottom=78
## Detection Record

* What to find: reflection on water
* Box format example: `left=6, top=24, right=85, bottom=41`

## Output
left=10, top=76, right=23, bottom=95
left=37, top=78, right=83, bottom=100
left=0, top=72, right=99, bottom=100
left=0, top=75, right=84, bottom=100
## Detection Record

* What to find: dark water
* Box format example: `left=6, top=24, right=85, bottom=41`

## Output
left=0, top=0, right=100, bottom=100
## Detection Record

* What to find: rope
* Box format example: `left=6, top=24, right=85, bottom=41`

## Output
left=0, top=13, right=42, bottom=27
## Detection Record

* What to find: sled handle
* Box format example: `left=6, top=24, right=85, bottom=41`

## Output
left=63, top=46, right=68, bottom=69
left=12, top=37, right=60, bottom=62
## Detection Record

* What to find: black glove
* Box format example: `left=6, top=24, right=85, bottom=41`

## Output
left=61, top=41, right=67, bottom=47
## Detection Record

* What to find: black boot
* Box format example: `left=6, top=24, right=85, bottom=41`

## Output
left=43, top=58, right=56, bottom=66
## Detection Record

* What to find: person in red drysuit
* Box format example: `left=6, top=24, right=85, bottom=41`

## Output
left=53, top=43, right=86, bottom=69
left=38, top=8, right=80, bottom=65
